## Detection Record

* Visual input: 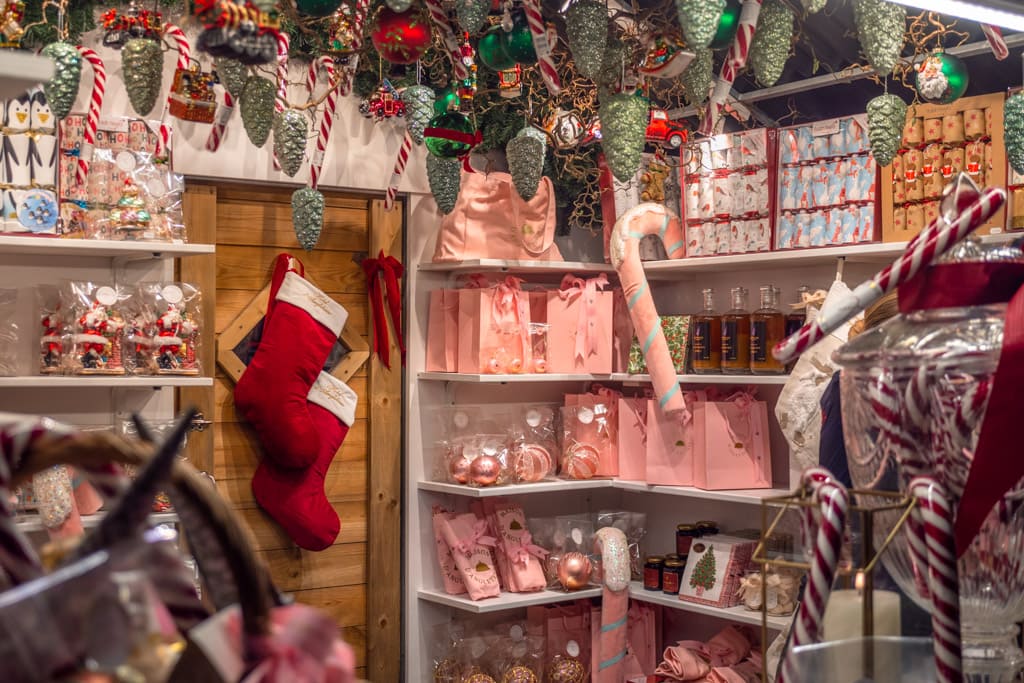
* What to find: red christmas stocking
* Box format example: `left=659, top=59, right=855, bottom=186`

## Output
left=252, top=372, right=357, bottom=551
left=235, top=256, right=349, bottom=468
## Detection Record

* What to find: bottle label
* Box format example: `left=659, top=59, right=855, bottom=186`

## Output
left=751, top=320, right=768, bottom=363
left=662, top=570, right=681, bottom=595
left=722, top=321, right=738, bottom=362
left=643, top=567, right=662, bottom=590
left=693, top=321, right=711, bottom=362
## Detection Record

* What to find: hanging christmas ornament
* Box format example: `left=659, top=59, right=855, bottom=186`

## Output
left=546, top=656, right=586, bottom=683
left=122, top=37, right=163, bottom=116
left=426, top=154, right=461, bottom=213
left=101, top=1, right=161, bottom=49
left=291, top=187, right=324, bottom=251
left=507, top=127, right=546, bottom=201
left=359, top=79, right=407, bottom=120
left=371, top=6, right=432, bottom=64
left=295, top=0, right=342, bottom=18
left=639, top=33, right=694, bottom=80
left=239, top=75, right=276, bottom=147
left=424, top=110, right=479, bottom=157
left=597, top=37, right=627, bottom=90
left=542, top=108, right=585, bottom=149
left=325, top=4, right=358, bottom=60
left=273, top=109, right=308, bottom=177
left=401, top=85, right=435, bottom=144
left=434, top=86, right=461, bottom=115
left=676, top=0, right=725, bottom=51
left=853, top=0, right=906, bottom=77
left=748, top=0, right=794, bottom=87
left=681, top=47, right=713, bottom=106
left=41, top=41, right=82, bottom=120
left=478, top=25, right=516, bottom=71
left=600, top=92, right=647, bottom=183
left=914, top=50, right=969, bottom=105
left=0, top=1, right=25, bottom=48
left=708, top=0, right=741, bottom=50
left=214, top=57, right=248, bottom=98
left=565, top=0, right=608, bottom=81
left=385, top=0, right=412, bottom=11
left=456, top=32, right=478, bottom=107
left=866, top=93, right=907, bottom=167
left=801, top=0, right=826, bottom=13
left=456, top=0, right=489, bottom=35
left=498, top=64, right=523, bottom=97
left=1006, top=93, right=1024, bottom=175
left=168, top=63, right=218, bottom=122
left=501, top=10, right=537, bottom=64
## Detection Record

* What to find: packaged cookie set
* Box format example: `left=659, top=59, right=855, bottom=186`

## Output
left=1, top=88, right=59, bottom=235
left=776, top=115, right=878, bottom=249
left=682, top=129, right=774, bottom=257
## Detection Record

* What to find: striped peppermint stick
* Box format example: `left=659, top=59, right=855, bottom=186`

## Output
left=340, top=0, right=371, bottom=96
left=909, top=477, right=962, bottom=683
left=205, top=91, right=234, bottom=152
left=698, top=0, right=761, bottom=136
left=272, top=32, right=291, bottom=171
left=424, top=0, right=469, bottom=80
left=384, top=130, right=412, bottom=210
left=155, top=23, right=191, bottom=159
left=74, top=46, right=106, bottom=187
left=981, top=24, right=1009, bottom=61
left=521, top=0, right=560, bottom=95
left=773, top=184, right=1007, bottom=364
left=798, top=467, right=835, bottom=559
left=308, top=56, right=338, bottom=190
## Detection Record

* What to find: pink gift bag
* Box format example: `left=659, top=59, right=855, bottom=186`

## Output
left=612, top=288, right=635, bottom=374
left=494, top=504, right=547, bottom=592
left=547, top=274, right=614, bottom=374
left=566, top=385, right=622, bottom=477
left=426, top=289, right=459, bottom=372
left=617, top=397, right=649, bottom=482
left=645, top=393, right=705, bottom=486
left=693, top=393, right=772, bottom=490
left=432, top=506, right=468, bottom=595
left=457, top=276, right=532, bottom=374
left=439, top=512, right=501, bottom=600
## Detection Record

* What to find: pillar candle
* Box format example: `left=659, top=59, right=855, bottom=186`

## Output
left=822, top=588, right=901, bottom=642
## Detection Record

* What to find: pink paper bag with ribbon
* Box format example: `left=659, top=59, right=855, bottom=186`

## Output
left=426, top=289, right=459, bottom=372
left=439, top=512, right=501, bottom=600
left=617, top=397, right=649, bottom=482
left=431, top=506, right=468, bottom=595
left=547, top=274, right=614, bottom=374
left=457, top=276, right=532, bottom=374
left=566, top=385, right=622, bottom=476
left=646, top=393, right=705, bottom=486
left=494, top=504, right=547, bottom=592
left=693, top=392, right=771, bottom=490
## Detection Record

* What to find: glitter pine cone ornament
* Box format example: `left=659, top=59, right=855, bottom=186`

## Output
left=748, top=0, right=794, bottom=87
left=214, top=57, right=249, bottom=99
left=273, top=109, right=309, bottom=177
left=1006, top=93, right=1024, bottom=175
left=239, top=75, right=276, bottom=148
left=291, top=186, right=324, bottom=251
left=600, top=91, right=648, bottom=183
left=456, top=0, right=489, bottom=35
left=122, top=37, right=164, bottom=116
left=597, top=37, right=627, bottom=90
left=682, top=47, right=713, bottom=106
left=402, top=85, right=435, bottom=145
left=41, top=41, right=82, bottom=120
left=426, top=154, right=461, bottom=214
left=565, top=0, right=608, bottom=81
left=507, top=127, right=545, bottom=201
left=866, top=93, right=907, bottom=167
left=675, top=0, right=725, bottom=51
left=853, top=0, right=906, bottom=77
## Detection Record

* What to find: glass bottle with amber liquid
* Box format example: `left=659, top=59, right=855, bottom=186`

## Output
left=751, top=285, right=786, bottom=374
left=692, top=288, right=721, bottom=373
left=785, top=285, right=810, bottom=339
left=721, top=287, right=750, bottom=374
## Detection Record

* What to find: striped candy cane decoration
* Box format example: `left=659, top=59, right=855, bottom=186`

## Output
left=155, top=23, right=191, bottom=159
left=205, top=91, right=234, bottom=152
left=981, top=24, right=1009, bottom=61
left=521, top=0, right=560, bottom=95
left=698, top=0, right=761, bottom=136
left=384, top=130, right=412, bottom=210
left=341, top=0, right=371, bottom=96
left=424, top=0, right=469, bottom=80
left=308, top=56, right=338, bottom=190
left=773, top=184, right=1007, bottom=364
left=272, top=32, right=291, bottom=171
left=909, top=477, right=962, bottom=683
left=74, top=46, right=106, bottom=188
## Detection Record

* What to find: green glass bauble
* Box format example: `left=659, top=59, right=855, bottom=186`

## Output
left=501, top=12, right=537, bottom=64
left=709, top=0, right=741, bottom=50
left=425, top=111, right=477, bottom=158
left=433, top=87, right=460, bottom=115
left=915, top=51, right=969, bottom=105
left=478, top=26, right=516, bottom=71
left=295, top=0, right=342, bottom=18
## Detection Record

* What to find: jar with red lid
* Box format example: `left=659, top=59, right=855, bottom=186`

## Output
left=643, top=556, right=664, bottom=591
left=676, top=523, right=700, bottom=557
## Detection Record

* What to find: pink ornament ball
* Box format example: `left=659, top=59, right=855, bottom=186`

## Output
left=511, top=443, right=552, bottom=482
left=562, top=443, right=600, bottom=480
left=470, top=454, right=502, bottom=486
left=449, top=451, right=473, bottom=484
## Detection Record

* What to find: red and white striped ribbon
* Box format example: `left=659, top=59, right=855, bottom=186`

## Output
left=205, top=91, right=234, bottom=152
left=981, top=24, right=1010, bottom=61
left=424, top=0, right=469, bottom=80
left=74, top=46, right=106, bottom=187
left=308, top=56, right=338, bottom=190
left=341, top=0, right=371, bottom=96
left=154, top=23, right=191, bottom=159
left=698, top=0, right=762, bottom=137
left=384, top=130, right=412, bottom=210
left=521, top=0, right=560, bottom=95
left=272, top=32, right=291, bottom=171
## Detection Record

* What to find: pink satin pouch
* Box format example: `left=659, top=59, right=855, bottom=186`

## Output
left=431, top=506, right=467, bottom=595
left=494, top=504, right=546, bottom=592
left=439, top=512, right=501, bottom=600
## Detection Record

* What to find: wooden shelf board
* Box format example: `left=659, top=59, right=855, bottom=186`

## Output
left=0, top=235, right=215, bottom=259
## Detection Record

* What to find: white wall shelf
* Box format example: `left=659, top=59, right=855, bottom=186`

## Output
left=419, top=259, right=615, bottom=275
left=15, top=510, right=179, bottom=533
left=614, top=480, right=791, bottom=505
left=418, top=586, right=603, bottom=613
left=420, top=478, right=793, bottom=503
left=0, top=376, right=213, bottom=388
left=0, top=52, right=54, bottom=101
left=627, top=582, right=791, bottom=630
left=0, top=236, right=215, bottom=260
left=419, top=372, right=789, bottom=385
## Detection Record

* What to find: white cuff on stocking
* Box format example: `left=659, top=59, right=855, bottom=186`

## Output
left=308, top=371, right=357, bottom=426
left=276, top=271, right=349, bottom=336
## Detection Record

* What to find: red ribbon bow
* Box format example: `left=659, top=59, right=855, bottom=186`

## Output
left=361, top=251, right=405, bottom=370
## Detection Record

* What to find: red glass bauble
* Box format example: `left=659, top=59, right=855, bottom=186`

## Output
left=371, top=7, right=432, bottom=65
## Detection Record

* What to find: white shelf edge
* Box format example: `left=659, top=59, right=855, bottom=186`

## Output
left=419, top=259, right=615, bottom=274
left=626, top=582, right=791, bottom=630
left=418, top=479, right=791, bottom=503
left=0, top=376, right=213, bottom=388
left=614, top=480, right=792, bottom=504
left=418, top=372, right=788, bottom=385
left=0, top=236, right=215, bottom=259
left=15, top=510, right=179, bottom=533
left=417, top=586, right=603, bottom=613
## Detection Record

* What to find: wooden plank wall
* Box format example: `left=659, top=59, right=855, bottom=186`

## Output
left=201, top=181, right=373, bottom=679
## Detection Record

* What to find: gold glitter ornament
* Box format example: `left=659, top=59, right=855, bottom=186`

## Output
left=507, top=129, right=545, bottom=201
left=464, top=674, right=497, bottom=683
left=273, top=109, right=309, bottom=177
left=402, top=85, right=435, bottom=145
left=676, top=0, right=725, bottom=51
left=123, top=38, right=164, bottom=116
left=41, top=41, right=82, bottom=120
left=501, top=665, right=539, bottom=683
left=565, top=0, right=609, bottom=81
left=748, top=0, right=794, bottom=87
left=866, top=93, right=907, bottom=167
left=240, top=75, right=277, bottom=148
left=456, top=0, right=490, bottom=35
left=291, top=187, right=324, bottom=250
left=546, top=655, right=586, bottom=683
left=1006, top=94, right=1024, bottom=175
left=600, top=91, right=648, bottom=183
left=853, top=0, right=906, bottom=77
left=681, top=48, right=713, bottom=106
left=215, top=57, right=249, bottom=99
left=427, top=154, right=461, bottom=214
left=433, top=658, right=459, bottom=683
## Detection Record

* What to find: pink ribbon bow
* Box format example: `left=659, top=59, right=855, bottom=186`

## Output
left=236, top=604, right=356, bottom=683
left=559, top=273, right=609, bottom=363
left=508, top=530, right=549, bottom=566
left=455, top=519, right=497, bottom=555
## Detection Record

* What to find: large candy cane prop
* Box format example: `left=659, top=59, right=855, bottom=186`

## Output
left=774, top=177, right=1006, bottom=364
left=272, top=32, right=291, bottom=171
left=74, top=46, right=106, bottom=187
left=610, top=203, right=687, bottom=415
left=205, top=91, right=234, bottom=152
left=155, top=23, right=191, bottom=159
left=981, top=24, right=1009, bottom=61
left=593, top=526, right=629, bottom=683
left=308, top=56, right=337, bottom=191
left=340, top=0, right=370, bottom=96
left=521, top=0, right=560, bottom=95
left=909, top=477, right=962, bottom=683
left=384, top=130, right=412, bottom=210
left=698, top=0, right=761, bottom=136
left=425, top=0, right=469, bottom=81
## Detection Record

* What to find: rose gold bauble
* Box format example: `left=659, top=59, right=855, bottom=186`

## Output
left=469, top=454, right=502, bottom=486
left=501, top=665, right=539, bottom=683
left=556, top=551, right=592, bottom=590
left=449, top=452, right=473, bottom=484
left=511, top=444, right=552, bottom=482
left=546, top=655, right=586, bottom=683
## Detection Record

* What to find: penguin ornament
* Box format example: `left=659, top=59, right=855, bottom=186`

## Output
left=30, top=89, right=54, bottom=133
left=6, top=93, right=31, bottom=131
left=28, top=91, right=57, bottom=188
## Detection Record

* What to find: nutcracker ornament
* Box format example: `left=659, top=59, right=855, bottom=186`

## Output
left=74, top=300, right=125, bottom=375
left=155, top=304, right=198, bottom=375
left=456, top=33, right=478, bottom=108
